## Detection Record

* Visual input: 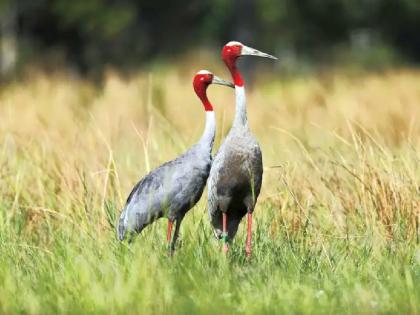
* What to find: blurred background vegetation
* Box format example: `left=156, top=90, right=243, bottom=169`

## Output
left=1, top=0, right=420, bottom=80
left=0, top=2, right=419, bottom=314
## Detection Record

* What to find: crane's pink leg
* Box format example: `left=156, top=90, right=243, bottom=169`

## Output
left=167, top=219, right=173, bottom=254
left=246, top=212, right=252, bottom=257
left=222, top=212, right=228, bottom=253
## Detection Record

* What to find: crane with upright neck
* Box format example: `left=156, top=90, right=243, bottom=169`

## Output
left=208, top=41, right=277, bottom=257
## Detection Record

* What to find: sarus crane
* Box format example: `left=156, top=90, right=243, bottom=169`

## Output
left=208, top=41, right=277, bottom=257
left=118, top=70, right=233, bottom=254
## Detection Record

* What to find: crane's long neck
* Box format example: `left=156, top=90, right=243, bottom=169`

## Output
left=231, top=73, right=248, bottom=127
left=199, top=111, right=216, bottom=150
left=225, top=59, right=248, bottom=129
left=194, top=80, right=216, bottom=151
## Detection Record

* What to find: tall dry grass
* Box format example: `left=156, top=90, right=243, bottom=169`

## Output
left=0, top=65, right=418, bottom=314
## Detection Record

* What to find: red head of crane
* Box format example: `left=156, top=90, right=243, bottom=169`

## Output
left=222, top=41, right=277, bottom=87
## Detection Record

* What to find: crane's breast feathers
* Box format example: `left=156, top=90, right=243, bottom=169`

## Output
left=210, top=140, right=263, bottom=197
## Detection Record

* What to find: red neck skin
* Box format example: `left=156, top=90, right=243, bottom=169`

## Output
left=194, top=84, right=213, bottom=111
left=227, top=61, right=244, bottom=87
left=201, top=95, right=213, bottom=112
left=222, top=55, right=244, bottom=87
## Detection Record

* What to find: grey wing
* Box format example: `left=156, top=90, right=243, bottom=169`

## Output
left=166, top=157, right=211, bottom=220
left=117, top=159, right=183, bottom=241
left=118, top=148, right=211, bottom=241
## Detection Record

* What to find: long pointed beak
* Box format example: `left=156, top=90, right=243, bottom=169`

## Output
left=212, top=75, right=234, bottom=88
left=241, top=45, right=278, bottom=60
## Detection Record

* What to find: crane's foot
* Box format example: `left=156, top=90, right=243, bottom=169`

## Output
left=245, top=245, right=251, bottom=258
left=167, top=242, right=175, bottom=256
left=223, top=244, right=229, bottom=253
left=168, top=248, right=175, bottom=257
left=221, top=233, right=229, bottom=253
left=223, top=242, right=229, bottom=254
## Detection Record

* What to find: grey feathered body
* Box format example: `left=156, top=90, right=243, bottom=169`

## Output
left=118, top=113, right=215, bottom=241
left=208, top=87, right=263, bottom=240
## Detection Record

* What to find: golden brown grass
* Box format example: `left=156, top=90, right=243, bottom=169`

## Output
left=0, top=65, right=418, bottom=314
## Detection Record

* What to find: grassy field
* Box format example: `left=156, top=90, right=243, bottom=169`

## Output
left=0, top=64, right=419, bottom=314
